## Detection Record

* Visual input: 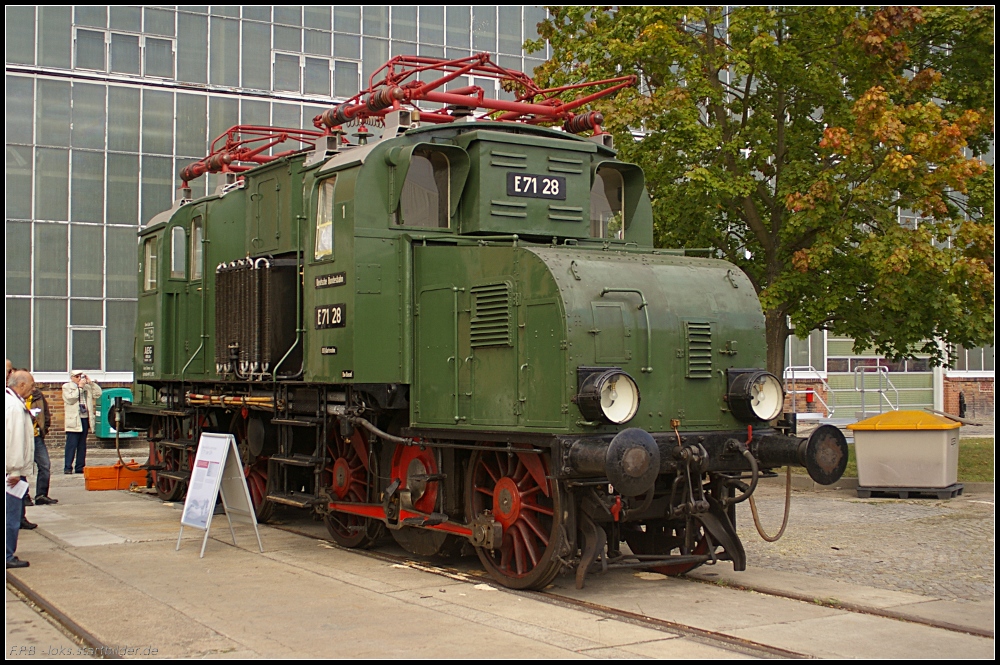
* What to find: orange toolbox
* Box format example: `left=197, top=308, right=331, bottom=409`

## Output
left=83, top=460, right=148, bottom=491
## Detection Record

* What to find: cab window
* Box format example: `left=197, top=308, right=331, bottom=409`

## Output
left=314, top=177, right=336, bottom=261
left=590, top=168, right=625, bottom=239
left=190, top=216, right=203, bottom=280
left=143, top=236, right=159, bottom=291
left=170, top=226, right=186, bottom=278
left=396, top=150, right=450, bottom=229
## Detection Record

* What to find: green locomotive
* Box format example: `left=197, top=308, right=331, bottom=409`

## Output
left=124, top=55, right=847, bottom=589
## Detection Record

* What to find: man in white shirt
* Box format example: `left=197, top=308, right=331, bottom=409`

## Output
left=6, top=370, right=36, bottom=569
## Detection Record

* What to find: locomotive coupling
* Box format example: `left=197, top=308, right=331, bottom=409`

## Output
left=752, top=424, right=849, bottom=486
left=568, top=428, right=660, bottom=496
left=563, top=423, right=849, bottom=491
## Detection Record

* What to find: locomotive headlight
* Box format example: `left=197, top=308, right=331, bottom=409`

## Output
left=576, top=368, right=641, bottom=424
left=728, top=370, right=784, bottom=422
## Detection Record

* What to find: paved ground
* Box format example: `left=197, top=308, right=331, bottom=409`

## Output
left=736, top=483, right=995, bottom=603
left=5, top=445, right=995, bottom=659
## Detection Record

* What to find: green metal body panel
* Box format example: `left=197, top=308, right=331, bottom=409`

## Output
left=133, top=120, right=770, bottom=435
left=408, top=245, right=765, bottom=434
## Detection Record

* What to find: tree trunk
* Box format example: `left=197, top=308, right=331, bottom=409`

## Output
left=764, top=307, right=790, bottom=378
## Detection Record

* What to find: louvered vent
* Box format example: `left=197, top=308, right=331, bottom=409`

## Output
left=470, top=283, right=512, bottom=348
left=686, top=321, right=713, bottom=378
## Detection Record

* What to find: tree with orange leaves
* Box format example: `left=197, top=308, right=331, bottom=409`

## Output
left=532, top=6, right=993, bottom=373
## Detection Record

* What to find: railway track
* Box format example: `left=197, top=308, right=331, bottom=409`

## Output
left=6, top=576, right=121, bottom=659
left=8, top=496, right=990, bottom=659
left=271, top=520, right=992, bottom=657
left=291, top=534, right=811, bottom=659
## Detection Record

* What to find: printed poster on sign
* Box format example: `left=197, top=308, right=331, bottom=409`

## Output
left=180, top=434, right=229, bottom=530
left=176, top=432, right=263, bottom=558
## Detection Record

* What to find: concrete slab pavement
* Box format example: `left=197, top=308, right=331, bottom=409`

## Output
left=7, top=449, right=995, bottom=659
left=9, top=466, right=745, bottom=659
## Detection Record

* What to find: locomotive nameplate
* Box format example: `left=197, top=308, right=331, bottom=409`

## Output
left=315, top=272, right=346, bottom=289
left=506, top=173, right=566, bottom=200
left=315, top=304, right=346, bottom=329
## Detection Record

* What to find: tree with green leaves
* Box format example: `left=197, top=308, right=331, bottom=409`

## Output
left=530, top=6, right=994, bottom=374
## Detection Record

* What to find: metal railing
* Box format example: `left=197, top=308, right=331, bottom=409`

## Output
left=783, top=366, right=836, bottom=418
left=853, top=365, right=899, bottom=416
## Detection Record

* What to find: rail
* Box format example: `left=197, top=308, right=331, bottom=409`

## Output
left=853, top=365, right=899, bottom=415
left=782, top=365, right=835, bottom=418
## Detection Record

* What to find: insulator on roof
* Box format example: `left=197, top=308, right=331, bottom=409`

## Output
left=366, top=86, right=405, bottom=113
left=564, top=111, right=605, bottom=134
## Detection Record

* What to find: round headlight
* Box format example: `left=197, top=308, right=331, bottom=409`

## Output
left=728, top=371, right=784, bottom=422
left=577, top=369, right=641, bottom=424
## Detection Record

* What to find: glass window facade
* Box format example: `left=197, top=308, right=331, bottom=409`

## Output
left=5, top=6, right=549, bottom=380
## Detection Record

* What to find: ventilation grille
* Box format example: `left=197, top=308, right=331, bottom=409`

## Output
left=686, top=321, right=713, bottom=378
left=470, top=283, right=512, bottom=348
left=490, top=149, right=527, bottom=169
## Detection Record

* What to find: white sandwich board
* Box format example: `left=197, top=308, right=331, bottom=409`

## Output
left=176, top=432, right=264, bottom=558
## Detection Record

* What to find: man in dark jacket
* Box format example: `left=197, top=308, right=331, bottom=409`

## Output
left=24, top=384, right=57, bottom=516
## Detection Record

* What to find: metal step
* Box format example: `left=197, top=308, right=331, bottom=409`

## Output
left=157, top=440, right=197, bottom=450
left=270, top=454, right=323, bottom=467
left=272, top=418, right=321, bottom=427
left=157, top=470, right=191, bottom=482
left=266, top=492, right=323, bottom=508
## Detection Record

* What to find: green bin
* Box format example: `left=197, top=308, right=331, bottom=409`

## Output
left=95, top=388, right=139, bottom=440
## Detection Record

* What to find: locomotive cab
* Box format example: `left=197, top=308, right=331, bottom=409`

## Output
left=125, top=53, right=847, bottom=591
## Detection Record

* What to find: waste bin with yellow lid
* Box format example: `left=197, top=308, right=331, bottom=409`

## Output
left=847, top=410, right=962, bottom=498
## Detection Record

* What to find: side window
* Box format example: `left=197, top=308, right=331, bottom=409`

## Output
left=190, top=216, right=203, bottom=280
left=314, top=177, right=336, bottom=261
left=397, top=150, right=450, bottom=229
left=590, top=168, right=625, bottom=239
left=170, top=226, right=186, bottom=278
left=143, top=236, right=159, bottom=291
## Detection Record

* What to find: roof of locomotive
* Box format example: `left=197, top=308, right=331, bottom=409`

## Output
left=313, top=118, right=617, bottom=176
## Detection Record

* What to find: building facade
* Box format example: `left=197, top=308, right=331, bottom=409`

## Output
left=5, top=5, right=550, bottom=384
left=6, top=6, right=991, bottom=423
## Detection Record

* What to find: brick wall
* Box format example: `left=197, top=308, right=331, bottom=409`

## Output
left=944, top=376, right=995, bottom=423
left=782, top=378, right=832, bottom=416
left=35, top=381, right=134, bottom=447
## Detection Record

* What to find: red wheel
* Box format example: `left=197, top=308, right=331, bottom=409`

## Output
left=625, top=519, right=709, bottom=576
left=150, top=442, right=184, bottom=502
left=384, top=443, right=463, bottom=557
left=230, top=413, right=274, bottom=523
left=467, top=449, right=565, bottom=590
left=324, top=428, right=383, bottom=548
left=148, top=417, right=185, bottom=502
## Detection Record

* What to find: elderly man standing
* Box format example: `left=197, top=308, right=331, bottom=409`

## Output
left=6, top=370, right=36, bottom=569
left=62, top=370, right=102, bottom=475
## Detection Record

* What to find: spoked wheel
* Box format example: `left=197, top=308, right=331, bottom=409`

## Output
left=385, top=443, right=463, bottom=557
left=624, top=518, right=710, bottom=576
left=467, top=448, right=565, bottom=590
left=230, top=412, right=275, bottom=523
left=324, top=427, right=383, bottom=549
left=148, top=417, right=186, bottom=502
left=150, top=441, right=185, bottom=501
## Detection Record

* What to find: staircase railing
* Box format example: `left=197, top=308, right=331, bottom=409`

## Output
left=783, top=365, right=836, bottom=418
left=853, top=365, right=899, bottom=416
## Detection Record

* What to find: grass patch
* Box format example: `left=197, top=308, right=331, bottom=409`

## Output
left=790, top=437, right=993, bottom=482
left=958, top=438, right=994, bottom=483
